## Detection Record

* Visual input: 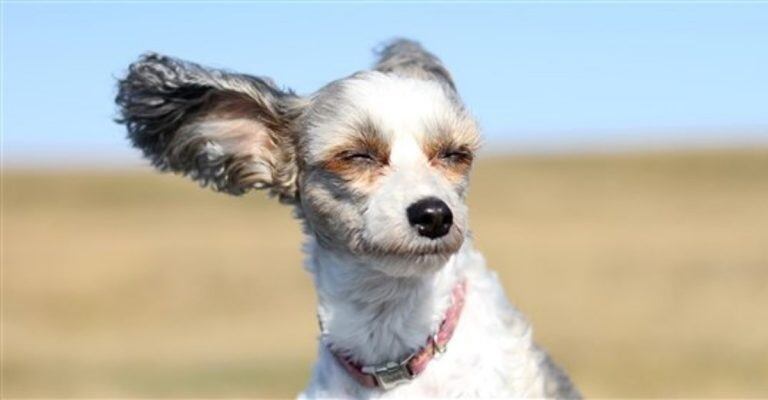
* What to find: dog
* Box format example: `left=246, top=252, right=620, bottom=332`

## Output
left=115, top=39, right=579, bottom=399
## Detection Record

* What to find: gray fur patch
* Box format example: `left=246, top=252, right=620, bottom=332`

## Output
left=534, top=345, right=582, bottom=399
left=374, top=38, right=456, bottom=93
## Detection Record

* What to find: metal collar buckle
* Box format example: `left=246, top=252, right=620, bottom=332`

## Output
left=361, top=356, right=414, bottom=389
left=433, top=333, right=447, bottom=355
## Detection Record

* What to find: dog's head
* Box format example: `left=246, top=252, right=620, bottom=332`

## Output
left=116, top=40, right=480, bottom=276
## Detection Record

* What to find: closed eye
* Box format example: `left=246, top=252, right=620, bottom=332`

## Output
left=342, top=151, right=376, bottom=162
left=335, top=150, right=384, bottom=167
left=439, top=148, right=474, bottom=164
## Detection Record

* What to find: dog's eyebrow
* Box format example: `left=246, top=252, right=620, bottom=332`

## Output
left=319, top=117, right=390, bottom=189
left=355, top=117, right=384, bottom=148
left=322, top=117, right=390, bottom=162
left=422, top=117, right=480, bottom=159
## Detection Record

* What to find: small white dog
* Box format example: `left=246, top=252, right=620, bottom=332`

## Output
left=116, top=39, right=579, bottom=399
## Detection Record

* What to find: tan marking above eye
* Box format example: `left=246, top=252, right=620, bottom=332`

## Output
left=430, top=146, right=474, bottom=178
left=321, top=133, right=391, bottom=191
left=422, top=112, right=480, bottom=161
left=424, top=135, right=475, bottom=165
left=320, top=117, right=391, bottom=169
left=423, top=133, right=477, bottom=184
left=322, top=153, right=388, bottom=193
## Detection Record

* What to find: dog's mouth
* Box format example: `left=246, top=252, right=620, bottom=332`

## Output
left=356, top=226, right=465, bottom=259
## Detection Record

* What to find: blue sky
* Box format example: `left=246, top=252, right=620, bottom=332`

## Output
left=3, top=2, right=767, bottom=166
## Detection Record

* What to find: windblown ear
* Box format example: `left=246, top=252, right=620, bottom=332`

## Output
left=374, top=39, right=456, bottom=92
left=116, top=53, right=303, bottom=202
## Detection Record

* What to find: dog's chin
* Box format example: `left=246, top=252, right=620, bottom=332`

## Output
left=357, top=233, right=465, bottom=278
left=360, top=252, right=452, bottom=278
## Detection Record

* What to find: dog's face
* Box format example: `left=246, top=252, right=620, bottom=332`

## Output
left=117, top=40, right=479, bottom=276
left=298, top=72, right=479, bottom=275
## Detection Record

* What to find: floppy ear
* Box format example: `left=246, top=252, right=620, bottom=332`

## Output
left=374, top=39, right=456, bottom=92
left=115, top=53, right=303, bottom=202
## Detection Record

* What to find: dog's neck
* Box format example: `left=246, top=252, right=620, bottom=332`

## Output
left=306, top=239, right=464, bottom=366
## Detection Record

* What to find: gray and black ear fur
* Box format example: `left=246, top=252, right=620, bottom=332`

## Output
left=116, top=53, right=303, bottom=202
left=374, top=39, right=456, bottom=92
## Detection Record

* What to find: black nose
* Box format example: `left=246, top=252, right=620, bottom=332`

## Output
left=406, top=197, right=453, bottom=239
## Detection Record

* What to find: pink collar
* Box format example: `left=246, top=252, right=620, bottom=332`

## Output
left=326, top=279, right=467, bottom=390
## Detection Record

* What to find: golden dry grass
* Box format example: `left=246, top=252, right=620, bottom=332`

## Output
left=3, top=148, right=768, bottom=398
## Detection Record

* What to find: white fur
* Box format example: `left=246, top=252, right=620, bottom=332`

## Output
left=363, top=134, right=467, bottom=273
left=301, top=239, right=550, bottom=399
left=305, top=73, right=458, bottom=165
left=342, top=73, right=456, bottom=144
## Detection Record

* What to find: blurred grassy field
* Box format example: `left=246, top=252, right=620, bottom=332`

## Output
left=3, top=148, right=768, bottom=398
